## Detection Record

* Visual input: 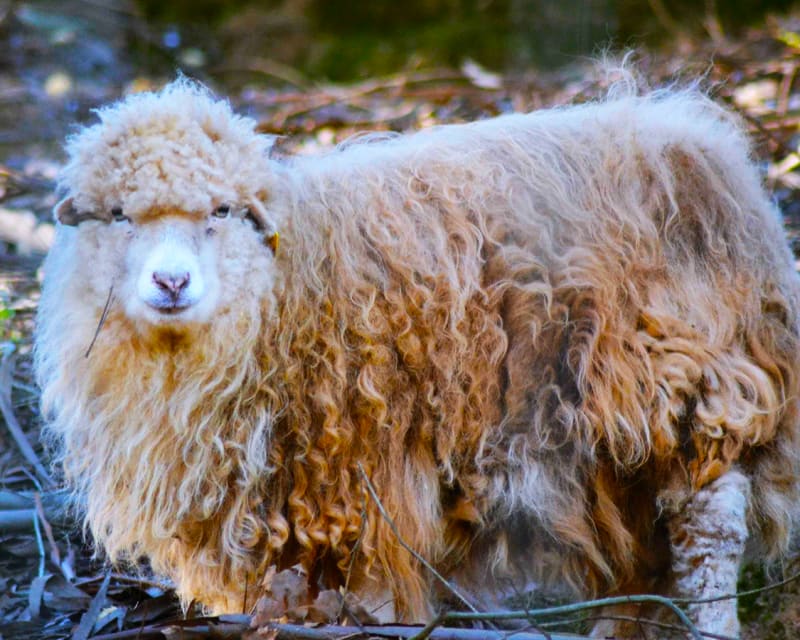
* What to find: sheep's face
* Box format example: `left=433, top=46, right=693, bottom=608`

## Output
left=52, top=201, right=278, bottom=330
left=48, top=82, right=281, bottom=334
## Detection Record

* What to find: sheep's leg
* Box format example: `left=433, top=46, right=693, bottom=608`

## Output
left=666, top=469, right=750, bottom=638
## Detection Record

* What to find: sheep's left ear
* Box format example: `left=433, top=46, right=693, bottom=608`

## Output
left=247, top=199, right=280, bottom=256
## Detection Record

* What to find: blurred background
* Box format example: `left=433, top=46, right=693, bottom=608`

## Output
left=1, top=0, right=798, bottom=160
left=3, top=1, right=800, bottom=638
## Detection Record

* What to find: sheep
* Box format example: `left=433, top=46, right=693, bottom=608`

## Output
left=34, top=78, right=800, bottom=638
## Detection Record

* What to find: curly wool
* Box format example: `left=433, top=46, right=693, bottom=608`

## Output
left=36, top=79, right=800, bottom=620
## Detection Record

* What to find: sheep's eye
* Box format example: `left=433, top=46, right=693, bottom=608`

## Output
left=214, top=204, right=231, bottom=218
left=111, top=208, right=130, bottom=223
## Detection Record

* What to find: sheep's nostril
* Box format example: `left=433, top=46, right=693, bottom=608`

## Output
left=152, top=271, right=190, bottom=297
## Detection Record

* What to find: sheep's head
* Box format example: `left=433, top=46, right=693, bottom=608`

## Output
left=51, top=81, right=279, bottom=331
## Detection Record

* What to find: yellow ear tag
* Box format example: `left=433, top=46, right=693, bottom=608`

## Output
left=267, top=232, right=280, bottom=255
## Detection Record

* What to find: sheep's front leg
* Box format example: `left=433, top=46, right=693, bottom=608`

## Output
left=667, top=469, right=750, bottom=637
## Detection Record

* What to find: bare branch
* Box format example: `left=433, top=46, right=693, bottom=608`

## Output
left=442, top=595, right=702, bottom=640
left=672, top=569, right=800, bottom=605
left=549, top=614, right=736, bottom=640
left=265, top=622, right=580, bottom=640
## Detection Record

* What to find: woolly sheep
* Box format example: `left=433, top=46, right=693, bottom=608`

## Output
left=35, top=79, right=800, bottom=637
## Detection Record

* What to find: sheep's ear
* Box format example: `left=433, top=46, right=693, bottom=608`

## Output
left=246, top=199, right=280, bottom=255
left=54, top=197, right=79, bottom=225
left=54, top=197, right=97, bottom=226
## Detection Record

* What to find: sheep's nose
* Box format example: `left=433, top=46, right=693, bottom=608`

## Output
left=152, top=271, right=190, bottom=297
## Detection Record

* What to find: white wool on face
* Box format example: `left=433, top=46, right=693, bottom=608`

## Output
left=128, top=218, right=216, bottom=325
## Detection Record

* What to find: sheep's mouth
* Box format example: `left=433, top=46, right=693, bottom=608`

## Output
left=147, top=300, right=193, bottom=315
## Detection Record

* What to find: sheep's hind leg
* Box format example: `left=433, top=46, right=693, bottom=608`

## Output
left=666, top=469, right=751, bottom=638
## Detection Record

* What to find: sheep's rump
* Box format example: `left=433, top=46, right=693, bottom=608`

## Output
left=272, top=91, right=800, bottom=609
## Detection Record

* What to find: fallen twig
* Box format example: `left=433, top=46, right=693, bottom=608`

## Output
left=440, top=595, right=702, bottom=640
left=0, top=508, right=37, bottom=532
left=0, top=489, right=32, bottom=509
left=546, top=614, right=736, bottom=640
left=0, top=489, right=74, bottom=532
left=672, top=569, right=800, bottom=605
left=267, top=622, right=580, bottom=640
left=89, top=615, right=252, bottom=640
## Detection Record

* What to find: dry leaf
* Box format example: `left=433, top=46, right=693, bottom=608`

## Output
left=269, top=565, right=308, bottom=611
left=342, top=591, right=380, bottom=625
left=306, top=589, right=341, bottom=623
left=252, top=565, right=313, bottom=626
left=251, top=596, right=287, bottom=628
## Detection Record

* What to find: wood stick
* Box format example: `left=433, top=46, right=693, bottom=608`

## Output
left=0, top=489, right=74, bottom=532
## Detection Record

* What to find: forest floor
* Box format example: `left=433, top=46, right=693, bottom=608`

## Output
left=3, top=3, right=800, bottom=639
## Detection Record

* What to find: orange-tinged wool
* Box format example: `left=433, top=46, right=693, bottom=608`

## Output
left=36, top=78, right=800, bottom=625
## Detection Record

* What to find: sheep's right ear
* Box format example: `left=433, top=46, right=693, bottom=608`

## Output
left=54, top=197, right=78, bottom=225
left=54, top=197, right=95, bottom=226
